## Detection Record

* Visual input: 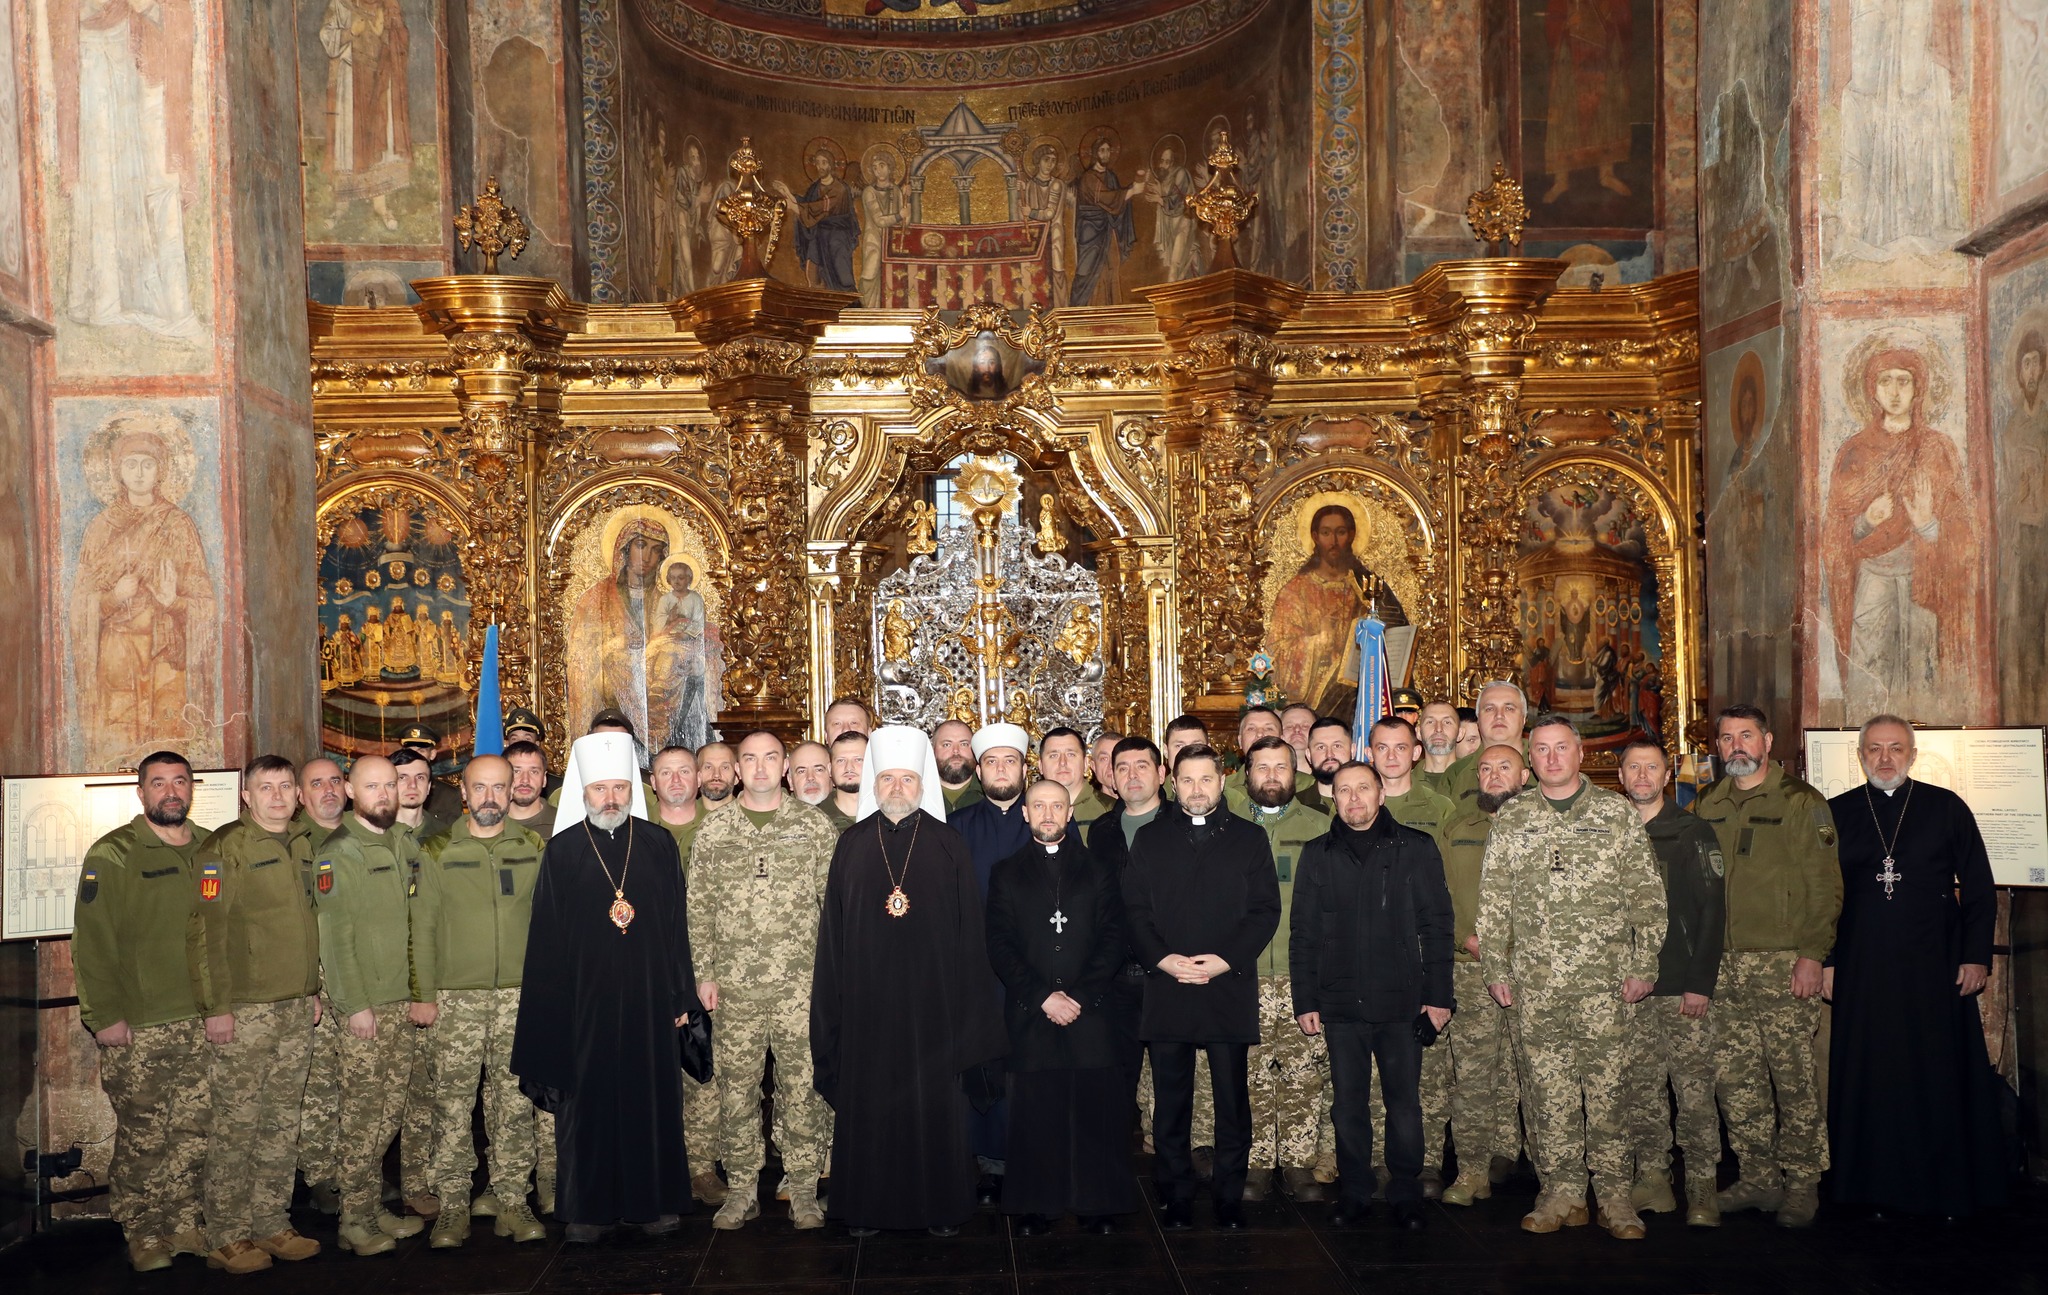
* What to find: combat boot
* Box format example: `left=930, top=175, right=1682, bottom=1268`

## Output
left=376, top=1210, right=425, bottom=1239
left=1776, top=1179, right=1819, bottom=1228
left=336, top=1218, right=396, bottom=1256
left=1629, top=1167, right=1678, bottom=1214
left=126, top=1235, right=174, bottom=1273
left=1716, top=1177, right=1784, bottom=1214
left=169, top=1228, right=210, bottom=1257
left=403, top=1192, right=440, bottom=1219
left=1488, top=1154, right=1515, bottom=1185
left=536, top=1173, right=557, bottom=1215
left=253, top=1229, right=320, bottom=1261
left=1312, top=1148, right=1338, bottom=1184
left=429, top=1210, right=469, bottom=1249
left=1520, top=1189, right=1590, bottom=1233
left=1684, top=1175, right=1721, bottom=1227
left=713, top=1186, right=760, bottom=1231
left=205, top=1239, right=273, bottom=1273
left=307, top=1180, right=342, bottom=1215
left=1281, top=1167, right=1326, bottom=1202
left=1597, top=1197, right=1648, bottom=1240
left=692, top=1168, right=728, bottom=1206
left=1440, top=1169, right=1492, bottom=1206
left=1240, top=1167, right=1273, bottom=1201
left=469, top=1190, right=499, bottom=1218
left=790, top=1179, right=826, bottom=1230
left=495, top=1200, right=547, bottom=1243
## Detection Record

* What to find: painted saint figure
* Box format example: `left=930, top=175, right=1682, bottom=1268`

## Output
left=1147, top=143, right=1202, bottom=283
left=319, top=0, right=413, bottom=232
left=1540, top=0, right=1636, bottom=203
left=647, top=561, right=714, bottom=750
left=1267, top=505, right=1405, bottom=719
left=1019, top=146, right=1073, bottom=307
left=776, top=148, right=859, bottom=295
left=1822, top=347, right=1976, bottom=722
left=856, top=152, right=905, bottom=309
left=1070, top=135, right=1143, bottom=307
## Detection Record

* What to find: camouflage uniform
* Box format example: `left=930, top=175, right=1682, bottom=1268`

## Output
left=291, top=816, right=344, bottom=1193
left=658, top=811, right=722, bottom=1174
left=687, top=798, right=840, bottom=1192
left=1233, top=797, right=1330, bottom=1172
left=72, top=817, right=214, bottom=1252
left=1476, top=781, right=1665, bottom=1207
left=313, top=817, right=421, bottom=1227
left=412, top=819, right=545, bottom=1207
left=1692, top=764, right=1840, bottom=1190
left=1434, top=803, right=1517, bottom=1179
left=195, top=813, right=321, bottom=1248
left=394, top=823, right=435, bottom=1206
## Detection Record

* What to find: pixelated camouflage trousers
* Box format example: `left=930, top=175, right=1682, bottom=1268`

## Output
left=1248, top=975, right=1325, bottom=1169
left=1420, top=962, right=1516, bottom=1173
left=337, top=1002, right=415, bottom=1224
left=100, top=1017, right=210, bottom=1243
left=1517, top=989, right=1631, bottom=1200
left=297, top=1001, right=341, bottom=1185
left=685, top=1064, right=721, bottom=1170
left=204, top=997, right=314, bottom=1246
left=1624, top=994, right=1719, bottom=1178
left=718, top=990, right=831, bottom=1181
left=1141, top=1049, right=1214, bottom=1148
left=426, top=988, right=533, bottom=1204
left=1714, top=949, right=1828, bottom=1183
left=401, top=1021, right=434, bottom=1197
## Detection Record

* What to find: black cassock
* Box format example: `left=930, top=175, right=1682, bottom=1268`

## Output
left=985, top=839, right=1137, bottom=1219
left=511, top=819, right=701, bottom=1226
left=1827, top=778, right=2007, bottom=1217
left=810, top=810, right=1008, bottom=1231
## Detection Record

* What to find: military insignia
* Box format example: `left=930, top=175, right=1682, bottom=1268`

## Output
left=78, top=867, right=98, bottom=905
left=1707, top=848, right=1725, bottom=878
left=316, top=860, right=334, bottom=894
left=199, top=861, right=222, bottom=902
left=1818, top=826, right=1837, bottom=847
left=1812, top=805, right=1837, bottom=848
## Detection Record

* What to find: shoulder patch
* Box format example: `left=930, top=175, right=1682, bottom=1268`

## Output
left=1706, top=846, right=1725, bottom=878
left=1811, top=804, right=1837, bottom=848
left=316, top=859, right=334, bottom=894
left=199, top=860, right=221, bottom=901
left=78, top=867, right=98, bottom=904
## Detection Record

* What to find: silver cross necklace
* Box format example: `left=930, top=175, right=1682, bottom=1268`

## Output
left=1864, top=780, right=1914, bottom=900
left=1046, top=844, right=1068, bottom=934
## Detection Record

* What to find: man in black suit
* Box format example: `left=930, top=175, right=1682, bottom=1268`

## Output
left=1289, top=760, right=1455, bottom=1230
left=986, top=781, right=1137, bottom=1235
left=1121, top=744, right=1281, bottom=1230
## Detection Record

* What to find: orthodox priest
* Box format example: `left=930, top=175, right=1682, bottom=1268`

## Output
left=1824, top=715, right=2007, bottom=1219
left=511, top=733, right=703, bottom=1242
left=811, top=726, right=1007, bottom=1237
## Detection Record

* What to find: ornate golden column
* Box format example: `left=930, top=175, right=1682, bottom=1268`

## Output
left=676, top=279, right=854, bottom=743
left=806, top=539, right=890, bottom=726
left=411, top=273, right=577, bottom=707
left=1140, top=272, right=1307, bottom=738
left=1090, top=535, right=1180, bottom=743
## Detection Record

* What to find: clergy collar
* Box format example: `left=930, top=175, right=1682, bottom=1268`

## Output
left=1039, top=840, right=1061, bottom=853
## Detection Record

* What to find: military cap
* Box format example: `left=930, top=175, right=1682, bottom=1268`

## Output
left=397, top=722, right=440, bottom=749
left=1390, top=687, right=1426, bottom=713
left=504, top=707, right=545, bottom=740
left=588, top=707, right=637, bottom=738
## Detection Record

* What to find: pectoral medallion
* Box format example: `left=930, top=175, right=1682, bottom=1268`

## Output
left=608, top=894, right=636, bottom=933
left=885, top=885, right=910, bottom=918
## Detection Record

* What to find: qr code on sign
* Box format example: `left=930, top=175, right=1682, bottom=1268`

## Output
left=2031, top=868, right=2046, bottom=885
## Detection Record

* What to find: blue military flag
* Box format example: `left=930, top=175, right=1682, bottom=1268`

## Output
left=1350, top=612, right=1391, bottom=758
left=473, top=623, right=503, bottom=756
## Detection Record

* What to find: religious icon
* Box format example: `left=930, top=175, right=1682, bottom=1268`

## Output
left=1266, top=499, right=1407, bottom=719
left=1070, top=126, right=1146, bottom=306
left=906, top=499, right=939, bottom=556
left=1053, top=604, right=1099, bottom=667
left=928, top=329, right=1040, bottom=403
left=773, top=137, right=859, bottom=295
left=316, top=0, right=415, bottom=234
left=881, top=598, right=916, bottom=664
left=1019, top=140, right=1074, bottom=307
left=1035, top=494, right=1061, bottom=553
left=1516, top=484, right=1661, bottom=748
left=1729, top=348, right=1767, bottom=473
left=1145, top=133, right=1203, bottom=283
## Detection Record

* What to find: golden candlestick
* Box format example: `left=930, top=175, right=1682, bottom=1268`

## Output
left=1465, top=162, right=1531, bottom=255
left=1187, top=129, right=1259, bottom=272
left=453, top=177, right=529, bottom=274
left=714, top=137, right=787, bottom=281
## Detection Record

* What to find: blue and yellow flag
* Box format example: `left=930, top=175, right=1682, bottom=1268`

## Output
left=473, top=623, right=503, bottom=756
left=1350, top=613, right=1391, bottom=758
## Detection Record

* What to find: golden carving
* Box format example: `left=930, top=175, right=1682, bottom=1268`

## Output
left=1035, top=494, right=1061, bottom=554
left=881, top=598, right=916, bottom=663
left=1187, top=128, right=1259, bottom=272
left=1053, top=604, right=1099, bottom=666
left=713, top=137, right=787, bottom=280
left=905, top=499, right=938, bottom=555
left=454, top=177, right=530, bottom=274
left=1465, top=162, right=1531, bottom=253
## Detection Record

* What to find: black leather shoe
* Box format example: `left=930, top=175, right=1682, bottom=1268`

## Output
left=976, top=1174, right=1002, bottom=1206
left=1213, top=1200, right=1246, bottom=1230
left=638, top=1214, right=681, bottom=1237
left=1392, top=1201, right=1426, bottom=1232
left=564, top=1223, right=612, bottom=1244
left=1014, top=1214, right=1051, bottom=1237
left=1328, top=1199, right=1370, bottom=1228
left=1079, top=1215, right=1116, bottom=1234
left=1161, top=1201, right=1194, bottom=1231
left=927, top=1224, right=961, bottom=1238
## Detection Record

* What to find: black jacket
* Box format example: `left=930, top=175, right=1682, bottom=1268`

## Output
left=1087, top=800, right=1178, bottom=973
left=1289, top=812, right=1455, bottom=1025
left=1644, top=799, right=1727, bottom=999
left=985, top=840, right=1125, bottom=1072
left=1121, top=809, right=1281, bottom=1044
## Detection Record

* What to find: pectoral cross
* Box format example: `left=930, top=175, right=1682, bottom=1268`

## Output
left=1050, top=910, right=1068, bottom=934
left=1877, top=856, right=1902, bottom=899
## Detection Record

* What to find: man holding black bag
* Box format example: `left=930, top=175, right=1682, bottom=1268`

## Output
left=1289, top=760, right=1455, bottom=1231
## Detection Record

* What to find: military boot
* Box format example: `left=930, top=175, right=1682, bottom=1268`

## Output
left=429, top=1211, right=469, bottom=1249
left=1597, top=1197, right=1647, bottom=1240
left=307, top=1180, right=342, bottom=1215
left=692, top=1168, right=728, bottom=1206
left=469, top=1190, right=500, bottom=1218
left=1240, top=1167, right=1273, bottom=1202
left=169, top=1228, right=210, bottom=1257
left=1716, top=1177, right=1784, bottom=1214
left=403, top=1192, right=441, bottom=1219
left=1488, top=1154, right=1516, bottom=1185
left=376, top=1210, right=425, bottom=1239
left=1312, top=1148, right=1339, bottom=1185
left=1281, top=1167, right=1326, bottom=1202
left=126, top=1235, right=173, bottom=1273
left=1440, top=1169, right=1492, bottom=1206
left=790, top=1179, right=826, bottom=1230
left=253, top=1229, right=320, bottom=1261
left=205, top=1240, right=273, bottom=1274
left=1776, top=1179, right=1820, bottom=1228
left=495, top=1200, right=548, bottom=1243
left=1629, top=1167, right=1678, bottom=1214
left=536, top=1173, right=557, bottom=1215
left=1520, top=1189, right=1590, bottom=1233
left=713, top=1187, right=760, bottom=1231
left=1684, top=1175, right=1721, bottom=1228
left=336, top=1218, right=396, bottom=1256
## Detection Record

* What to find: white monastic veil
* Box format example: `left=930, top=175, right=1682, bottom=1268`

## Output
left=855, top=725, right=948, bottom=823
left=553, top=732, right=652, bottom=836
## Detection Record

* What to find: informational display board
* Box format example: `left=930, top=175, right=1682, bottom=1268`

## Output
left=1803, top=728, right=2048, bottom=888
left=2, top=771, right=243, bottom=940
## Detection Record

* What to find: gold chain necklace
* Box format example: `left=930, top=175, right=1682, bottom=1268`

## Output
left=583, top=816, right=636, bottom=933
left=876, top=813, right=920, bottom=918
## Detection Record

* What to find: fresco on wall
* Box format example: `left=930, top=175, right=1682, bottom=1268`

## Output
left=56, top=399, right=224, bottom=771
left=1517, top=0, right=1658, bottom=232
left=0, top=1, right=24, bottom=288
left=1702, top=327, right=1798, bottom=729
left=39, top=0, right=215, bottom=377
left=472, top=2, right=572, bottom=283
left=1516, top=483, right=1663, bottom=750
left=1819, top=1, right=1970, bottom=290
left=1815, top=318, right=1979, bottom=726
left=618, top=0, right=1313, bottom=305
left=0, top=332, right=38, bottom=768
left=298, top=0, right=445, bottom=249
left=1396, top=0, right=1495, bottom=250
left=1998, top=0, right=2048, bottom=201
left=306, top=259, right=441, bottom=307
left=318, top=497, right=472, bottom=765
left=1991, top=251, right=2048, bottom=722
left=1697, top=0, right=1790, bottom=326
